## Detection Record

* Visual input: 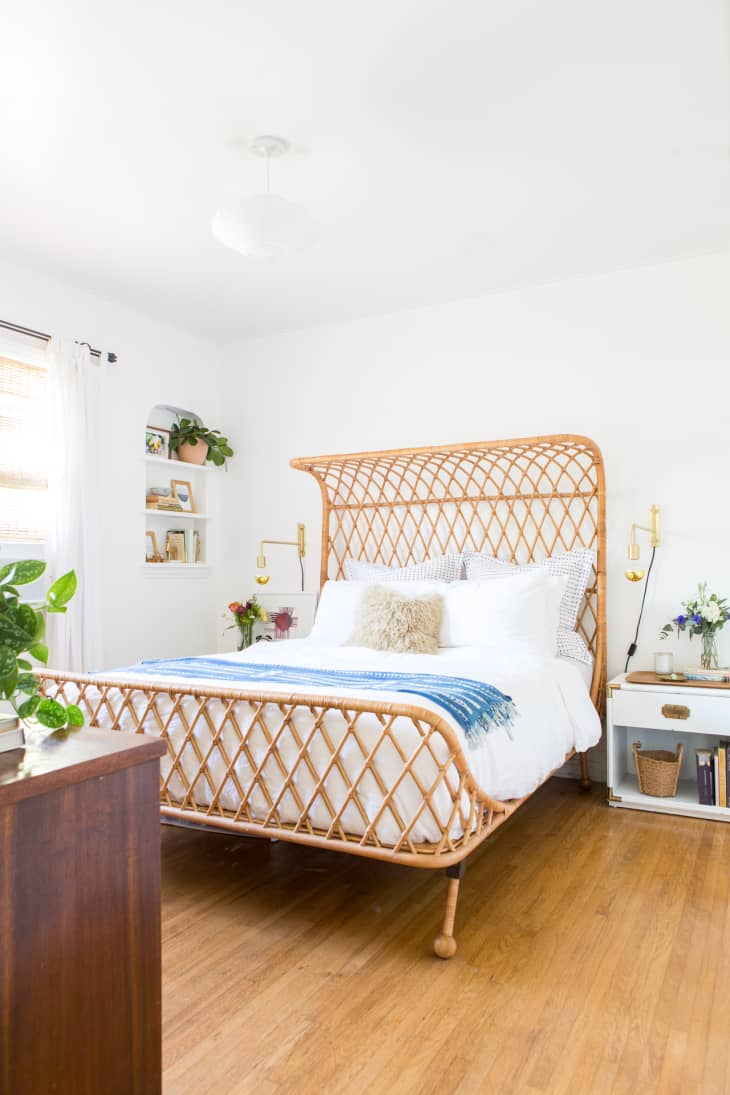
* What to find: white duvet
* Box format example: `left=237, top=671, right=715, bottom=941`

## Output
left=84, top=640, right=601, bottom=846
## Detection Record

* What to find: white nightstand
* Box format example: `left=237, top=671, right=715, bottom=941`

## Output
left=607, top=674, right=730, bottom=822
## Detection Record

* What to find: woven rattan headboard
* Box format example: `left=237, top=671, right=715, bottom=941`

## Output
left=291, top=434, right=606, bottom=706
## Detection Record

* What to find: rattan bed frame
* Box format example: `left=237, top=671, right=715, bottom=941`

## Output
left=40, top=434, right=606, bottom=958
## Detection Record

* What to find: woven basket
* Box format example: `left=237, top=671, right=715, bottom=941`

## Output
left=632, top=741, right=683, bottom=797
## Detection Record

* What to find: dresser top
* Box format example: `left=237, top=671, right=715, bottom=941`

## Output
left=0, top=727, right=166, bottom=807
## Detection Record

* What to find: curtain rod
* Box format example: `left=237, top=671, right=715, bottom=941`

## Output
left=0, top=319, right=118, bottom=363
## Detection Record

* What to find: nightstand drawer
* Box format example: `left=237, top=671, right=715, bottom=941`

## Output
left=611, top=688, right=730, bottom=735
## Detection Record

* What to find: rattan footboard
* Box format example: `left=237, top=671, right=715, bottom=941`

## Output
left=37, top=670, right=569, bottom=869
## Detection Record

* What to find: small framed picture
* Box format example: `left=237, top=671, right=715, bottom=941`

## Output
left=145, top=425, right=170, bottom=459
left=171, top=479, right=195, bottom=513
left=145, top=530, right=161, bottom=562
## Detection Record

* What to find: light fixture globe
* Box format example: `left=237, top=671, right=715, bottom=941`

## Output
left=211, top=135, right=317, bottom=259
left=211, top=193, right=317, bottom=259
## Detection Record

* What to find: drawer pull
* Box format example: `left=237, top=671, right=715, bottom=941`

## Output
left=662, top=703, right=690, bottom=720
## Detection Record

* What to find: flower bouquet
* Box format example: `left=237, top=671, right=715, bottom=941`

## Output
left=227, top=596, right=268, bottom=650
left=660, top=582, right=729, bottom=671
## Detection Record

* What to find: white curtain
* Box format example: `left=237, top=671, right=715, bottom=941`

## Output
left=46, top=339, right=106, bottom=672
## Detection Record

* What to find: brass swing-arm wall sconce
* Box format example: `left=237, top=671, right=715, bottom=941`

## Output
left=625, top=504, right=660, bottom=581
left=255, top=523, right=306, bottom=587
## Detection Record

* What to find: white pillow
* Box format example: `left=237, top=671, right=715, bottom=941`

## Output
left=309, top=580, right=370, bottom=645
left=311, top=573, right=565, bottom=655
left=344, top=554, right=464, bottom=584
left=464, top=548, right=595, bottom=632
left=310, top=579, right=450, bottom=646
left=443, top=572, right=566, bottom=655
left=557, top=629, right=593, bottom=666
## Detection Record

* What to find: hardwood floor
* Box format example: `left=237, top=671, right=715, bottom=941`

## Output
left=161, top=779, right=730, bottom=1094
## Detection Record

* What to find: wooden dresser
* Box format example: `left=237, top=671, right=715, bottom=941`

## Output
left=0, top=727, right=166, bottom=1095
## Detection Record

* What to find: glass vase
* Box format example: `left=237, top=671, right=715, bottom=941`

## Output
left=237, top=621, right=253, bottom=651
left=701, top=632, right=719, bottom=671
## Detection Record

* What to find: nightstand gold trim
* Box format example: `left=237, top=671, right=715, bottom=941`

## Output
left=607, top=787, right=622, bottom=803
left=606, top=682, right=622, bottom=698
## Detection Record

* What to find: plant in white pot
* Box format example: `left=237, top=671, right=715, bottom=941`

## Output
left=0, top=560, right=84, bottom=750
left=169, top=418, right=234, bottom=468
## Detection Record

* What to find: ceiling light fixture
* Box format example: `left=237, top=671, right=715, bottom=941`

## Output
left=211, top=135, right=317, bottom=259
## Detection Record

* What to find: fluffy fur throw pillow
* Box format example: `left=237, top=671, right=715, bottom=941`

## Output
left=350, top=586, right=443, bottom=654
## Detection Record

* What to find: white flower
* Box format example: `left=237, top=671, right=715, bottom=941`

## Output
left=702, top=601, right=721, bottom=624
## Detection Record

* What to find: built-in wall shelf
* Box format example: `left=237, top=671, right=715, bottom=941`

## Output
left=143, top=454, right=213, bottom=473
left=144, top=402, right=215, bottom=571
left=143, top=509, right=210, bottom=521
left=143, top=563, right=210, bottom=579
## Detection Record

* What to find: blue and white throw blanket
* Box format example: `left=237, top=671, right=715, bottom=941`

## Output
left=116, top=657, right=518, bottom=744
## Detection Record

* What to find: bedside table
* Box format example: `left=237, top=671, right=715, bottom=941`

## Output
left=607, top=674, right=730, bottom=822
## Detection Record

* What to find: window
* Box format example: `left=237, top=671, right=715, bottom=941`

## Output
left=0, top=354, right=49, bottom=542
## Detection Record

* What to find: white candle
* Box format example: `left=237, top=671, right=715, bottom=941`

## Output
left=654, top=651, right=674, bottom=675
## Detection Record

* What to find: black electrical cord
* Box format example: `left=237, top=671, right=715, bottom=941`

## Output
left=624, top=545, right=657, bottom=672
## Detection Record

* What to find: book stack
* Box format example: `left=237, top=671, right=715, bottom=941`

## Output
left=0, top=714, right=24, bottom=754
left=685, top=667, right=730, bottom=684
left=165, top=529, right=200, bottom=563
left=147, top=494, right=183, bottom=511
left=696, top=743, right=730, bottom=807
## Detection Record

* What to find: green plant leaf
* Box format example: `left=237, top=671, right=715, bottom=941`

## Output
left=16, top=603, right=38, bottom=638
left=0, top=612, right=35, bottom=651
left=46, top=605, right=68, bottom=614
left=0, top=560, right=46, bottom=586
left=29, top=642, right=49, bottom=664
left=0, top=644, right=16, bottom=678
left=47, top=570, right=77, bottom=609
left=16, top=673, right=39, bottom=695
left=16, top=658, right=32, bottom=671
left=1, top=668, right=18, bottom=698
left=36, top=698, right=67, bottom=729
left=65, top=704, right=84, bottom=727
left=17, top=695, right=40, bottom=718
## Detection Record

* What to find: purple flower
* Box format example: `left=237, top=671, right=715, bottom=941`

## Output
left=692, top=613, right=702, bottom=624
left=676, top=614, right=686, bottom=625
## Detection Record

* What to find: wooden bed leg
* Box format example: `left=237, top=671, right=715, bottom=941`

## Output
left=579, top=751, right=592, bottom=792
left=433, top=861, right=466, bottom=960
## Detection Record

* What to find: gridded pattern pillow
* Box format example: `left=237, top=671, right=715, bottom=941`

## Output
left=464, top=548, right=595, bottom=633
left=558, top=628, right=593, bottom=666
left=344, top=554, right=464, bottom=584
left=350, top=586, right=444, bottom=654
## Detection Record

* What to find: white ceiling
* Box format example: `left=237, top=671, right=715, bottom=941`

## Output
left=1, top=1, right=729, bottom=340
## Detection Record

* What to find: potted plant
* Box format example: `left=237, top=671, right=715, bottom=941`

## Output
left=169, top=417, right=234, bottom=468
left=0, top=560, right=84, bottom=750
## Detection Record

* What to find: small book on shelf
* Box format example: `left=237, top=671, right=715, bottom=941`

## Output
left=718, top=741, right=729, bottom=809
left=696, top=748, right=714, bottom=806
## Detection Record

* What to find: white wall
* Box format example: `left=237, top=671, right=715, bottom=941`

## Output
left=223, top=252, right=730, bottom=689
left=4, top=248, right=728, bottom=763
left=0, top=257, right=232, bottom=667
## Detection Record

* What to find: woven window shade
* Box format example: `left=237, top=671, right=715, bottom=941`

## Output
left=0, top=355, right=48, bottom=541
